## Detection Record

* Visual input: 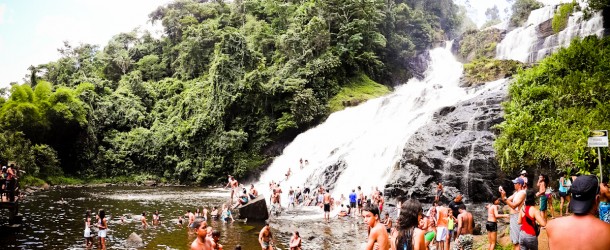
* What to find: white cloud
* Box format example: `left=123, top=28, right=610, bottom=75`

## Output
left=0, top=4, right=6, bottom=25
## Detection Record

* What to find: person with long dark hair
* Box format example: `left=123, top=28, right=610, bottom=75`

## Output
left=97, top=209, right=108, bottom=250
left=84, top=210, right=93, bottom=248
left=390, top=199, right=425, bottom=250
left=518, top=189, right=546, bottom=250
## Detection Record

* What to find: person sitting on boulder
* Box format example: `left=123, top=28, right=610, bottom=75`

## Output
left=249, top=184, right=258, bottom=200
left=238, top=189, right=249, bottom=205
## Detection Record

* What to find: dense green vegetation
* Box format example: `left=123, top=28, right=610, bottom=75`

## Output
left=509, top=0, right=543, bottom=28
left=552, top=1, right=579, bottom=33
left=494, top=36, right=610, bottom=175
left=462, top=58, right=524, bottom=87
left=0, top=0, right=460, bottom=185
left=328, top=73, right=390, bottom=113
left=457, top=28, right=503, bottom=62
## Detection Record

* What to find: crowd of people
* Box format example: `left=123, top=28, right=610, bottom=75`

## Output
left=78, top=160, right=610, bottom=250
left=1, top=163, right=18, bottom=202
left=361, top=171, right=610, bottom=250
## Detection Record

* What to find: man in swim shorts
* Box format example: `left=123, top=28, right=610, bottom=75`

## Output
left=486, top=196, right=508, bottom=250
left=259, top=222, right=273, bottom=250
left=323, top=189, right=331, bottom=222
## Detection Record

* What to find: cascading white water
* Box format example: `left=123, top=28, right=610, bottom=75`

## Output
left=535, top=11, right=605, bottom=61
left=257, top=42, right=506, bottom=206
left=496, top=0, right=605, bottom=63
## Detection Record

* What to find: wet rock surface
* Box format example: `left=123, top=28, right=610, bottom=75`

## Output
left=237, top=195, right=269, bottom=221
left=386, top=81, right=511, bottom=203
left=125, top=232, right=144, bottom=248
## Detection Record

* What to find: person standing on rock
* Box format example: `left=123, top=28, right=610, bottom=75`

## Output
left=454, top=204, right=474, bottom=250
left=363, top=204, right=390, bottom=250
left=323, top=189, right=331, bottom=223
left=500, top=177, right=526, bottom=250
left=448, top=194, right=463, bottom=241
left=518, top=189, right=546, bottom=250
left=547, top=175, right=610, bottom=249
left=358, top=186, right=365, bottom=216
left=486, top=197, right=509, bottom=250
left=349, top=189, right=357, bottom=217
left=435, top=182, right=444, bottom=203
left=435, top=204, right=450, bottom=250
left=558, top=171, right=572, bottom=216
left=536, top=174, right=549, bottom=219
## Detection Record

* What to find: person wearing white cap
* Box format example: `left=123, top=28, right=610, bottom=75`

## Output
left=546, top=175, right=610, bottom=249
left=520, top=170, right=528, bottom=187
left=500, top=177, right=526, bottom=250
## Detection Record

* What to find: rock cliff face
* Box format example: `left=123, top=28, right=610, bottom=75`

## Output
left=385, top=81, right=511, bottom=203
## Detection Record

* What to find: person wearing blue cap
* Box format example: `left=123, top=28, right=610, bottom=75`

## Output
left=546, top=175, right=610, bottom=249
left=500, top=177, right=526, bottom=250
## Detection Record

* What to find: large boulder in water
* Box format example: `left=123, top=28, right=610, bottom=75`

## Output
left=125, top=232, right=144, bottom=248
left=237, top=195, right=269, bottom=221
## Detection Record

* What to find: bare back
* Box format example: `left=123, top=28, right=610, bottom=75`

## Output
left=458, top=212, right=473, bottom=234
left=323, top=193, right=331, bottom=204
left=547, top=215, right=610, bottom=250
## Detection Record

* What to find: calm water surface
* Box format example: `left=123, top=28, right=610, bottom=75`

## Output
left=0, top=185, right=374, bottom=249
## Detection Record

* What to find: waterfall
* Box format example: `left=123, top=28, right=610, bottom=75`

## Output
left=496, top=1, right=605, bottom=63
left=257, top=42, right=506, bottom=206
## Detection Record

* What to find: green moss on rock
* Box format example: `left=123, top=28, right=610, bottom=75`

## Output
left=328, top=73, right=391, bottom=113
left=552, top=1, right=578, bottom=33
left=462, top=58, right=524, bottom=87
left=457, top=28, right=504, bottom=62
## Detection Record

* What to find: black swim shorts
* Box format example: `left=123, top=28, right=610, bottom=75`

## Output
left=486, top=221, right=497, bottom=232
left=324, top=203, right=330, bottom=212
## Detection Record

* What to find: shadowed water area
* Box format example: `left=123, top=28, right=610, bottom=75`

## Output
left=0, top=186, right=386, bottom=249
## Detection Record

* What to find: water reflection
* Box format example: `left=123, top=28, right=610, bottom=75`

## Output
left=0, top=186, right=379, bottom=249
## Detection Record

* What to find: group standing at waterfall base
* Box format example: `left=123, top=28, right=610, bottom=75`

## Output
left=253, top=161, right=610, bottom=250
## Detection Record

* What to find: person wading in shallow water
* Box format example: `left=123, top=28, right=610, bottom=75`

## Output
left=190, top=220, right=216, bottom=250
left=97, top=209, right=108, bottom=250
left=363, top=204, right=390, bottom=250
left=259, top=222, right=274, bottom=250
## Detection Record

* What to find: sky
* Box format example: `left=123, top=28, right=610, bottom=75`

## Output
left=0, top=0, right=172, bottom=89
left=0, top=0, right=572, bottom=90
